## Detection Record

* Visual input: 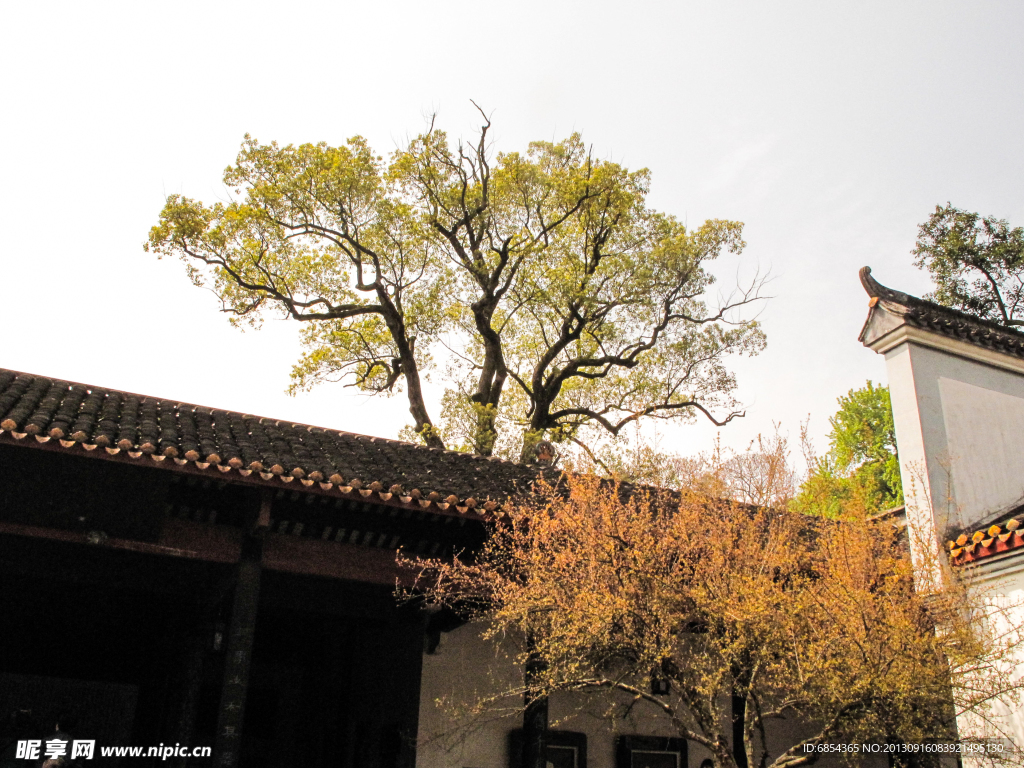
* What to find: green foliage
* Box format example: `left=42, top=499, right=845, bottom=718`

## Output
left=148, top=117, right=764, bottom=458
left=794, top=381, right=902, bottom=516
left=146, top=134, right=452, bottom=448
left=830, top=381, right=902, bottom=504
left=913, top=203, right=1024, bottom=326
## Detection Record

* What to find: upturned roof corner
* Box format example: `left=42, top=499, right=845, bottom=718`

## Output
left=857, top=266, right=915, bottom=350
left=859, top=265, right=916, bottom=305
left=857, top=266, right=1024, bottom=360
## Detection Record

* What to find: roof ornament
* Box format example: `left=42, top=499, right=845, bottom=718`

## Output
left=859, top=267, right=916, bottom=306
left=858, top=266, right=1024, bottom=357
left=534, top=440, right=557, bottom=467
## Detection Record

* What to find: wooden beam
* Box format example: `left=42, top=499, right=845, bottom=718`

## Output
left=0, top=520, right=239, bottom=563
left=158, top=518, right=243, bottom=562
left=252, top=488, right=272, bottom=536
left=0, top=515, right=415, bottom=585
left=261, top=531, right=413, bottom=587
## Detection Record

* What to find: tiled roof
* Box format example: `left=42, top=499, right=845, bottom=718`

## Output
left=948, top=517, right=1024, bottom=565
left=859, top=267, right=1024, bottom=359
left=0, top=367, right=547, bottom=516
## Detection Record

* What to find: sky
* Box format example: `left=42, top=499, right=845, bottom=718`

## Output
left=1, top=0, right=1022, bottom=465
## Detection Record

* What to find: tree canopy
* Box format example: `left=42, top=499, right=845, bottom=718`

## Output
left=913, top=203, right=1024, bottom=326
left=147, top=115, right=765, bottom=461
left=407, top=474, right=1022, bottom=768
left=794, top=381, right=902, bottom=517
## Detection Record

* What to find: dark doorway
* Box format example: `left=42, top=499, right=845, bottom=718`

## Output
left=239, top=572, right=424, bottom=768
left=0, top=533, right=228, bottom=765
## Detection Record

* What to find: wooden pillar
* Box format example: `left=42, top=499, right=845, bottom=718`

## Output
left=212, top=491, right=270, bottom=767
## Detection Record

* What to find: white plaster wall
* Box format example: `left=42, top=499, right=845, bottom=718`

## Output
left=939, top=377, right=1024, bottom=526
left=959, top=559, right=1024, bottom=764
left=884, top=343, right=941, bottom=573
left=416, top=622, right=523, bottom=768
left=880, top=337, right=1024, bottom=761
left=416, top=623, right=884, bottom=768
left=884, top=343, right=1024, bottom=540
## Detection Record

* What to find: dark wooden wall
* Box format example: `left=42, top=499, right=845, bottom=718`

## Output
left=0, top=444, right=431, bottom=767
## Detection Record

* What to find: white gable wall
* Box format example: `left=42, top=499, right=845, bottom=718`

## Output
left=865, top=312, right=1024, bottom=758
left=873, top=328, right=1024, bottom=555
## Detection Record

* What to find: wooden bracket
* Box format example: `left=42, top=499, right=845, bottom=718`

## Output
left=252, top=489, right=272, bottom=537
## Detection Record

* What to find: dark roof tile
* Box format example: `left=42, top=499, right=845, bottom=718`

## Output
left=860, top=267, right=1024, bottom=359
left=70, top=387, right=104, bottom=442
left=6, top=376, right=48, bottom=436
left=94, top=390, right=121, bottom=447
left=0, top=367, right=546, bottom=514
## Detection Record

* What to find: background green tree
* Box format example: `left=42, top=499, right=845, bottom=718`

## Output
left=794, top=381, right=902, bottom=517
left=147, top=115, right=765, bottom=461
left=913, top=203, right=1024, bottom=326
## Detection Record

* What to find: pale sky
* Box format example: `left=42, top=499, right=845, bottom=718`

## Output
left=2, top=0, right=1022, bottom=463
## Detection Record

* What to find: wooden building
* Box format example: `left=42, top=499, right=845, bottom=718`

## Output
left=0, top=367, right=543, bottom=767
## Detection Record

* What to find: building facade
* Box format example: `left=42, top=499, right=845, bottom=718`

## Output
left=858, top=267, right=1024, bottom=755
left=8, top=265, right=1017, bottom=768
left=0, top=365, right=861, bottom=768
left=0, top=366, right=540, bottom=767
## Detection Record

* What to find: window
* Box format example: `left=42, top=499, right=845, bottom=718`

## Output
left=509, top=730, right=587, bottom=768
left=616, top=736, right=687, bottom=768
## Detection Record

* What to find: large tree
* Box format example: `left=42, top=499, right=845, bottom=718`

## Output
left=913, top=203, right=1024, bottom=326
left=408, top=474, right=1024, bottom=768
left=147, top=115, right=764, bottom=460
left=794, top=381, right=902, bottom=518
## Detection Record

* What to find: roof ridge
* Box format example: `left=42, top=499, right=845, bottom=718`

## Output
left=860, top=266, right=1024, bottom=342
left=0, top=367, right=397, bottom=441
left=0, top=366, right=508, bottom=455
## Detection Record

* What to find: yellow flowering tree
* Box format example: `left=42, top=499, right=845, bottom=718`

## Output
left=408, top=474, right=1024, bottom=768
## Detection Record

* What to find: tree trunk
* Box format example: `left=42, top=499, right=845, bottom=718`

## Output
left=522, top=397, right=553, bottom=463
left=732, top=693, right=749, bottom=768
left=379, top=300, right=445, bottom=450
left=469, top=298, right=508, bottom=456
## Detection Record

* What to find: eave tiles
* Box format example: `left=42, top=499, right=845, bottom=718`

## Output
left=860, top=267, right=1024, bottom=359
left=948, top=518, right=1024, bottom=565
left=0, top=367, right=546, bottom=517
